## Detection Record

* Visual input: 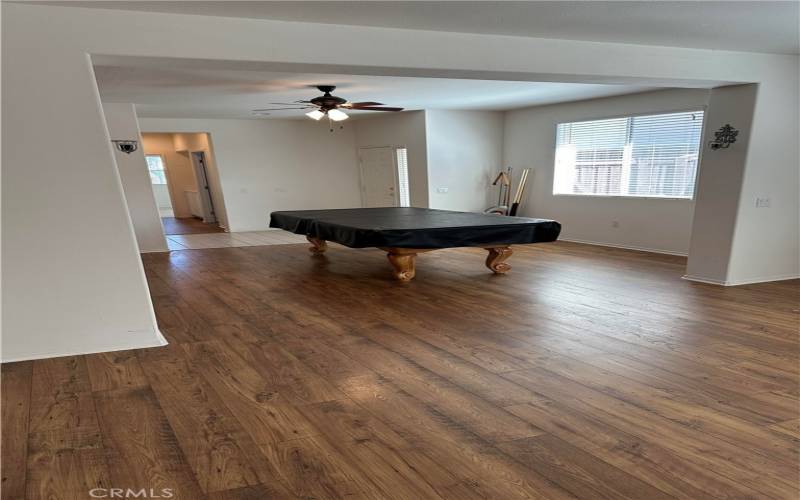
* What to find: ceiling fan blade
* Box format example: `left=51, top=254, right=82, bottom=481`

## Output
left=252, top=107, right=312, bottom=112
left=350, top=106, right=404, bottom=112
left=268, top=102, right=315, bottom=107
left=342, top=101, right=384, bottom=108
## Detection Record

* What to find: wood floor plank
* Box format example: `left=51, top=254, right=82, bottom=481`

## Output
left=504, top=367, right=795, bottom=498
left=25, top=357, right=111, bottom=500
left=206, top=483, right=295, bottom=500
left=1, top=362, right=32, bottom=500
left=25, top=443, right=110, bottom=500
left=504, top=401, right=739, bottom=499
left=333, top=334, right=544, bottom=444
left=770, top=418, right=800, bottom=439
left=93, top=387, right=206, bottom=499
left=267, top=435, right=375, bottom=499
left=181, top=340, right=320, bottom=445
left=497, top=434, right=674, bottom=500
left=503, top=333, right=800, bottom=461
left=85, top=350, right=148, bottom=392
left=139, top=353, right=281, bottom=494
left=340, top=373, right=574, bottom=500
left=303, top=398, right=460, bottom=497
left=28, top=357, right=101, bottom=449
left=220, top=334, right=347, bottom=405
left=271, top=326, right=374, bottom=386
left=355, top=321, right=544, bottom=406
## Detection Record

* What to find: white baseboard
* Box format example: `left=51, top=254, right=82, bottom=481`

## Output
left=558, top=237, right=687, bottom=257
left=683, top=273, right=800, bottom=286
left=1, top=330, right=168, bottom=363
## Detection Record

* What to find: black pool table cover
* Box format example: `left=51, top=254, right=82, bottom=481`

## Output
left=269, top=207, right=561, bottom=249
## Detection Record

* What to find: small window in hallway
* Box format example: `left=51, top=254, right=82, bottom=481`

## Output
left=146, top=155, right=167, bottom=184
left=395, top=147, right=411, bottom=207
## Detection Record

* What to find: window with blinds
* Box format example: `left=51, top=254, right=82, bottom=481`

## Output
left=553, top=110, right=704, bottom=199
left=395, top=147, right=411, bottom=207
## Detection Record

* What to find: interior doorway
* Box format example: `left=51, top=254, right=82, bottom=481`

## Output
left=358, top=146, right=410, bottom=207
left=140, top=132, right=227, bottom=236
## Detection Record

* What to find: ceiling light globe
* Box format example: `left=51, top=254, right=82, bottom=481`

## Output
left=306, top=109, right=325, bottom=120
left=328, top=109, right=349, bottom=121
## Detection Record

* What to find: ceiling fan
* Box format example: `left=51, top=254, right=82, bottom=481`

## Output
left=252, top=85, right=404, bottom=123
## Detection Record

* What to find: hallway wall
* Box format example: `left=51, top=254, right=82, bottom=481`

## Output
left=141, top=133, right=196, bottom=218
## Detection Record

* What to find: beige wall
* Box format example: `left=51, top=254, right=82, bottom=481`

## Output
left=425, top=110, right=505, bottom=212
left=141, top=133, right=196, bottom=218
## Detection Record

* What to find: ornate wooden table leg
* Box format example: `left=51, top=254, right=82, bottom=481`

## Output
left=307, top=236, right=327, bottom=254
left=385, top=248, right=417, bottom=281
left=485, top=246, right=513, bottom=274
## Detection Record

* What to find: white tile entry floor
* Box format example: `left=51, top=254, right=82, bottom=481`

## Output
left=165, top=230, right=307, bottom=250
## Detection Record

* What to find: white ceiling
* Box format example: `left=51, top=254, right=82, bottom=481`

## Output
left=94, top=64, right=657, bottom=119
left=52, top=1, right=799, bottom=55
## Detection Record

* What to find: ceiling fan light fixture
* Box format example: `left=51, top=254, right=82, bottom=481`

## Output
left=328, top=109, right=349, bottom=122
left=305, top=109, right=325, bottom=120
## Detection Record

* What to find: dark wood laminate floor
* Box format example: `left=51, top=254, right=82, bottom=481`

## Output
left=3, top=241, right=798, bottom=499
left=162, top=216, right=224, bottom=235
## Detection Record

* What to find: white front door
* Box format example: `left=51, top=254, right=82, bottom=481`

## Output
left=359, top=147, right=398, bottom=207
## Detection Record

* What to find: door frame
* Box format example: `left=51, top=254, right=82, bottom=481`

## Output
left=358, top=146, right=400, bottom=208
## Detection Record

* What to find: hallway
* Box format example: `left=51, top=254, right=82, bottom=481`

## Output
left=162, top=217, right=225, bottom=235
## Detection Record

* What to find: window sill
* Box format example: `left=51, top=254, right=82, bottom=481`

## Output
left=552, top=193, right=694, bottom=201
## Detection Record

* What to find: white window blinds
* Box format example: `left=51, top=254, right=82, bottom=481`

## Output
left=395, top=147, right=411, bottom=207
left=554, top=110, right=704, bottom=198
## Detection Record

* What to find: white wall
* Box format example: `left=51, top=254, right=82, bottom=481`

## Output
left=2, top=37, right=167, bottom=360
left=102, top=103, right=169, bottom=253
left=504, top=89, right=711, bottom=255
left=353, top=111, right=429, bottom=207
left=152, top=184, right=172, bottom=209
left=425, top=110, right=504, bottom=212
left=140, top=118, right=361, bottom=232
left=3, top=2, right=797, bottom=360
left=685, top=85, right=756, bottom=280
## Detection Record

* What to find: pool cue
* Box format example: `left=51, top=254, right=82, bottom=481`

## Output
left=509, top=169, right=523, bottom=215
left=504, top=167, right=513, bottom=209
left=509, top=168, right=530, bottom=216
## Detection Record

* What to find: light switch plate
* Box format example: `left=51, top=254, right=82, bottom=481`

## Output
left=755, top=197, right=771, bottom=208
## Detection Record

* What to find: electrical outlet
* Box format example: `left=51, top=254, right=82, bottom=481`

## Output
left=611, top=220, right=620, bottom=228
left=755, top=197, right=771, bottom=208
left=437, top=187, right=449, bottom=194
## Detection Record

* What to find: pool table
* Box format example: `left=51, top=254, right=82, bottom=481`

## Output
left=269, top=207, right=561, bottom=281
